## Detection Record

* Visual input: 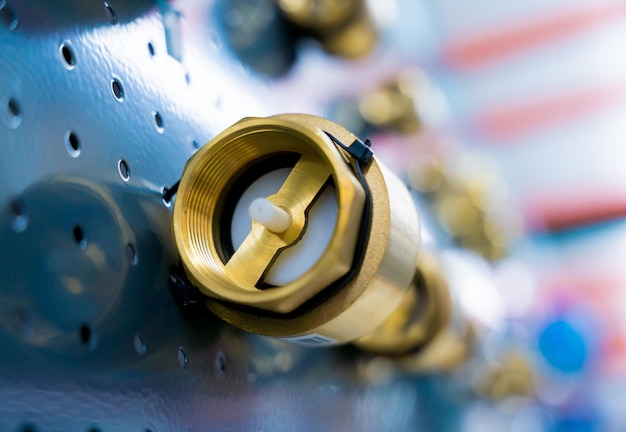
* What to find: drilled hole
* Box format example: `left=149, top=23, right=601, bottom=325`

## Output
left=10, top=199, right=27, bottom=233
left=153, top=111, right=164, bottom=133
left=2, top=98, right=22, bottom=129
left=65, top=130, right=81, bottom=157
left=79, top=323, right=95, bottom=348
left=126, top=243, right=138, bottom=265
left=169, top=266, right=178, bottom=284
left=3, top=96, right=23, bottom=130
left=73, top=225, right=86, bottom=249
left=87, top=427, right=102, bottom=432
left=15, top=307, right=33, bottom=341
left=103, top=1, right=117, bottom=24
left=161, top=187, right=173, bottom=207
left=118, top=159, right=130, bottom=181
left=10, top=200, right=22, bottom=216
left=178, top=346, right=188, bottom=368
left=148, top=41, right=155, bottom=57
left=59, top=42, right=75, bottom=68
left=7, top=97, right=19, bottom=116
left=247, top=360, right=258, bottom=382
left=134, top=334, right=146, bottom=356
left=0, top=2, right=18, bottom=31
left=18, top=424, right=37, bottom=432
left=111, top=78, right=124, bottom=101
left=214, top=351, right=226, bottom=377
left=0, top=97, right=22, bottom=129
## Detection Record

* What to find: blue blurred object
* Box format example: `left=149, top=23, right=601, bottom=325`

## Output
left=553, top=418, right=597, bottom=432
left=551, top=405, right=601, bottom=432
left=539, top=319, right=587, bottom=373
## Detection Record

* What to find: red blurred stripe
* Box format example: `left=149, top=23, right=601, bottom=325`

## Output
left=443, top=2, right=626, bottom=70
left=475, top=84, right=626, bottom=141
left=524, top=192, right=626, bottom=232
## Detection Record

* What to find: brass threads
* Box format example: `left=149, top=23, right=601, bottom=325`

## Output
left=173, top=116, right=366, bottom=313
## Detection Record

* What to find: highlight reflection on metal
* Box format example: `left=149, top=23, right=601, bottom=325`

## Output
left=0, top=1, right=470, bottom=430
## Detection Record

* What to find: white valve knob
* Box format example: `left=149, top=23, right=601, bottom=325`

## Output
left=248, top=197, right=291, bottom=233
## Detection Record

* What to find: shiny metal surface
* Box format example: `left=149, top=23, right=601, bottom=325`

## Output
left=0, top=1, right=465, bottom=430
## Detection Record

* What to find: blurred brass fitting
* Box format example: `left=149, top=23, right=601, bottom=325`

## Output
left=172, top=114, right=421, bottom=345
left=279, top=0, right=378, bottom=58
left=356, top=250, right=474, bottom=372
left=409, top=155, right=523, bottom=261
left=472, top=352, right=534, bottom=401
left=359, top=68, right=429, bottom=135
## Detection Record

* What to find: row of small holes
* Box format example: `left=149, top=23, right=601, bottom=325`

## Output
left=70, top=209, right=136, bottom=347
left=7, top=5, right=148, bottom=349
left=78, top=326, right=146, bottom=354
left=175, top=347, right=233, bottom=378
left=55, top=31, right=167, bottom=179
left=5, top=2, right=200, bottom=396
left=53, top=7, right=196, bottom=183
left=71, top=224, right=137, bottom=266
left=7, top=218, right=137, bottom=349
left=5, top=8, right=213, bottom=427
left=55, top=41, right=106, bottom=161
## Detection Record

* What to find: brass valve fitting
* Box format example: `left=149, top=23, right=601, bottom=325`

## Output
left=409, top=154, right=524, bottom=261
left=358, top=68, right=428, bottom=135
left=279, top=0, right=378, bottom=59
left=172, top=114, right=421, bottom=345
left=356, top=250, right=474, bottom=372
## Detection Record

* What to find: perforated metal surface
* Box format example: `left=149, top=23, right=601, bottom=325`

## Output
left=0, top=1, right=466, bottom=431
